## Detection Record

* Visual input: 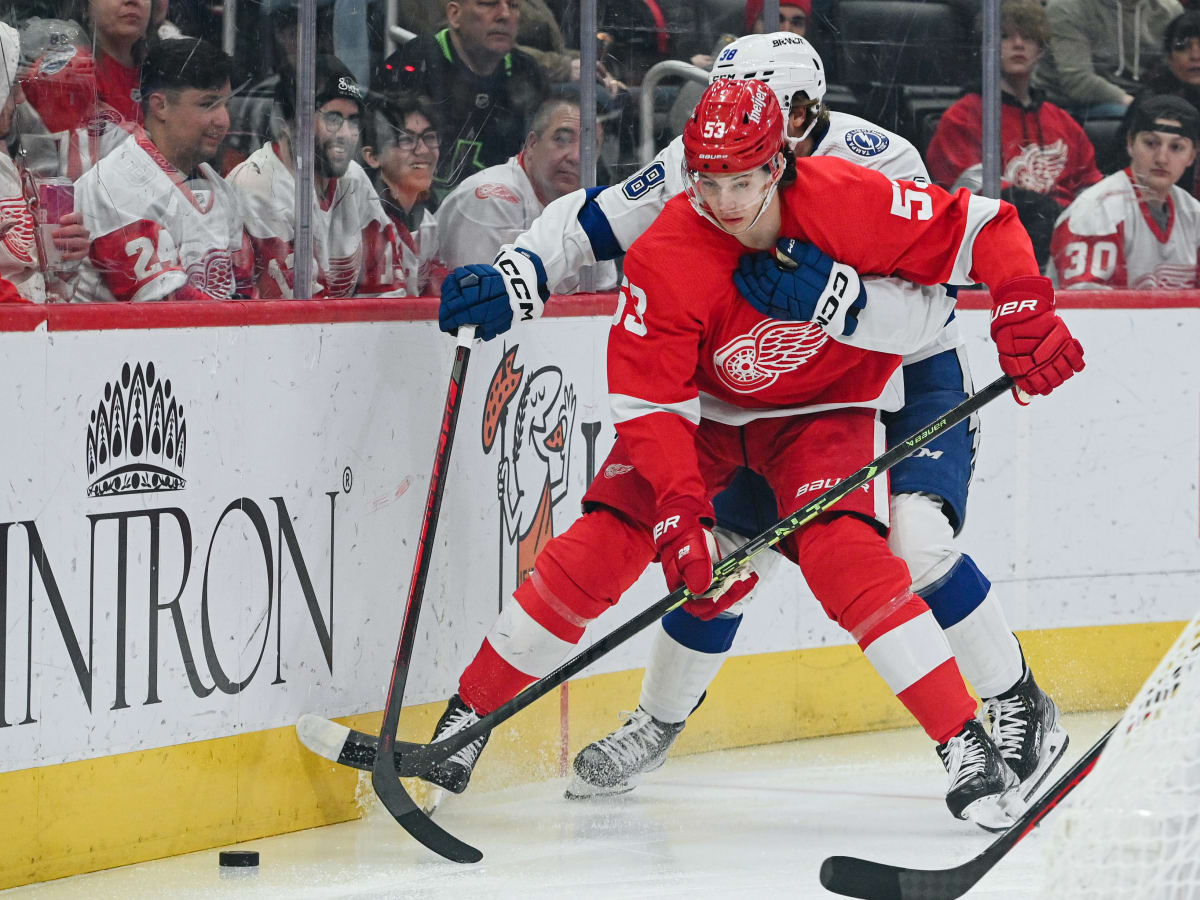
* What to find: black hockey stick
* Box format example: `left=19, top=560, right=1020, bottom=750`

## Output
left=820, top=722, right=1116, bottom=900
left=330, top=376, right=1015, bottom=823
left=370, top=324, right=483, bottom=865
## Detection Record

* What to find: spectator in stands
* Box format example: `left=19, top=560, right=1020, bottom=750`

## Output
left=60, top=0, right=153, bottom=123
left=1107, top=10, right=1200, bottom=191
left=1033, top=0, right=1182, bottom=118
left=0, top=21, right=91, bottom=301
left=361, top=92, right=446, bottom=296
left=519, top=0, right=626, bottom=95
left=227, top=54, right=405, bottom=298
left=377, top=0, right=549, bottom=198
left=927, top=0, right=1102, bottom=268
left=1049, top=94, right=1200, bottom=288
left=221, top=2, right=336, bottom=174
left=73, top=37, right=254, bottom=301
left=396, top=0, right=444, bottom=38
left=16, top=17, right=133, bottom=179
left=436, top=97, right=617, bottom=290
left=747, top=0, right=810, bottom=37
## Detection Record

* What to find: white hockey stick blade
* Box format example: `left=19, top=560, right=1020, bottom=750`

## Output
left=297, top=713, right=353, bottom=763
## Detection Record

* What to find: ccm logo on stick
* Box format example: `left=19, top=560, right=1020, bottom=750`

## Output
left=496, top=258, right=537, bottom=320
left=992, top=298, right=1039, bottom=319
left=653, top=516, right=680, bottom=541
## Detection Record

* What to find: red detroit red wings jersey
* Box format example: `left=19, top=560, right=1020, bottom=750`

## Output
left=608, top=155, right=1039, bottom=522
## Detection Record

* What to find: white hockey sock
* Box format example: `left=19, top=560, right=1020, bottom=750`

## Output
left=942, top=592, right=1024, bottom=698
left=638, top=623, right=730, bottom=725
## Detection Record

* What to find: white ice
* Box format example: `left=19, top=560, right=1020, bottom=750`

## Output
left=2, top=712, right=1114, bottom=899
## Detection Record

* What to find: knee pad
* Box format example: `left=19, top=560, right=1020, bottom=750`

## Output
left=921, top=553, right=992, bottom=630
left=797, top=513, right=912, bottom=637
left=522, top=507, right=655, bottom=636
left=661, top=605, right=744, bottom=654
left=888, top=491, right=958, bottom=591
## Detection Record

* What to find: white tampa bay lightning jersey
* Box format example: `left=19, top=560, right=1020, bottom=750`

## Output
left=1048, top=168, right=1200, bottom=290
left=513, top=111, right=960, bottom=361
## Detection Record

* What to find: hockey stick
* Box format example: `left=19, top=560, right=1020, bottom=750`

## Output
left=308, top=375, right=1015, bottom=794
left=370, top=324, right=483, bottom=865
left=820, top=722, right=1116, bottom=900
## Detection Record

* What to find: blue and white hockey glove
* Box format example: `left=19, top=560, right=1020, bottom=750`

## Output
left=733, top=238, right=867, bottom=337
left=438, top=246, right=550, bottom=341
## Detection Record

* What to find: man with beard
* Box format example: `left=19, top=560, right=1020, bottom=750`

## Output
left=228, top=55, right=403, bottom=298
left=435, top=97, right=617, bottom=290
left=73, top=37, right=254, bottom=302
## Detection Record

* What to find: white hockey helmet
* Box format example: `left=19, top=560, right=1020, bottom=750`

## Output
left=709, top=33, right=827, bottom=142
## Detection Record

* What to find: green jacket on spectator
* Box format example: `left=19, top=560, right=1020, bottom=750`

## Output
left=1034, top=0, right=1182, bottom=107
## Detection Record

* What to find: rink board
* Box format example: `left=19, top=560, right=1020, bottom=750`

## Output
left=0, top=293, right=1196, bottom=888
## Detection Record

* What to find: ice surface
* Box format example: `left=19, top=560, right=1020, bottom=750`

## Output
left=3, top=712, right=1113, bottom=899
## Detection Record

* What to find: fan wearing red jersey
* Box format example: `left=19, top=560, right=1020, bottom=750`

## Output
left=414, top=80, right=1084, bottom=829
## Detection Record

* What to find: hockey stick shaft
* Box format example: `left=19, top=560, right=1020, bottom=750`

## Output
left=389, top=373, right=1016, bottom=779
left=820, top=722, right=1116, bottom=900
left=370, top=325, right=482, bottom=864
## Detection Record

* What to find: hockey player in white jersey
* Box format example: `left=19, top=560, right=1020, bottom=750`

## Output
left=227, top=55, right=404, bottom=299
left=74, top=38, right=254, bottom=303
left=439, top=33, right=1069, bottom=814
left=1049, top=94, right=1200, bottom=290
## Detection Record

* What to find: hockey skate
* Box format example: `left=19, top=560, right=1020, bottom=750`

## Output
left=420, top=694, right=491, bottom=812
left=984, top=664, right=1069, bottom=801
left=937, top=717, right=1024, bottom=832
left=565, top=706, right=685, bottom=799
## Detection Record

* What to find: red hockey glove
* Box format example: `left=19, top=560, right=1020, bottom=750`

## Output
left=654, top=514, right=759, bottom=620
left=990, top=275, right=1085, bottom=396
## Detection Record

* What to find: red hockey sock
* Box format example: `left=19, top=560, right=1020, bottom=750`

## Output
left=797, top=513, right=975, bottom=743
left=458, top=507, right=656, bottom=714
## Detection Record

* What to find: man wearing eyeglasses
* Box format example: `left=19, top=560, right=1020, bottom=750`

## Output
left=435, top=97, right=617, bottom=291
left=227, top=55, right=405, bottom=298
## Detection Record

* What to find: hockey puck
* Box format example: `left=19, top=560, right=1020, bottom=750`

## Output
left=218, top=850, right=259, bottom=868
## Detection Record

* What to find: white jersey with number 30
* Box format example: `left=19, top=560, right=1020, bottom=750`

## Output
left=1048, top=168, right=1200, bottom=290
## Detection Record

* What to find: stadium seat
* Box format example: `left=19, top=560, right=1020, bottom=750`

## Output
left=834, top=0, right=974, bottom=88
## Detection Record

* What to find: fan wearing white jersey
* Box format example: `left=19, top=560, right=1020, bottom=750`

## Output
left=1049, top=94, right=1200, bottom=289
left=439, top=33, right=1070, bottom=810
left=74, top=38, right=253, bottom=303
left=227, top=55, right=404, bottom=299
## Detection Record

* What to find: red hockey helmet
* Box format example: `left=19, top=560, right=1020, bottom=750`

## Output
left=682, top=78, right=786, bottom=174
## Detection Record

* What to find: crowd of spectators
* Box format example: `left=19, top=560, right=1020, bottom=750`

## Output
left=3, top=0, right=1200, bottom=302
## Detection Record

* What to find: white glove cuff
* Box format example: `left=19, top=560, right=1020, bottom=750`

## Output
left=494, top=244, right=545, bottom=324
left=814, top=261, right=863, bottom=337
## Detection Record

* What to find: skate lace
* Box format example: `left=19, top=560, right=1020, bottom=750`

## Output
left=437, top=705, right=485, bottom=766
left=595, top=709, right=667, bottom=769
left=942, top=728, right=989, bottom=792
left=985, top=695, right=1028, bottom=760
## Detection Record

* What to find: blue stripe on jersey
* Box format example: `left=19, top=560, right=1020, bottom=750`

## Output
left=662, top=607, right=743, bottom=654
left=577, top=186, right=624, bottom=262
left=923, top=554, right=991, bottom=629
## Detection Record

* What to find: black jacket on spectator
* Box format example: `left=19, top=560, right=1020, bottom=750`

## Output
left=377, top=30, right=549, bottom=197
left=1105, top=67, right=1200, bottom=198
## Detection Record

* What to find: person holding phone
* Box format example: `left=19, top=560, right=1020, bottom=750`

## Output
left=0, top=22, right=91, bottom=302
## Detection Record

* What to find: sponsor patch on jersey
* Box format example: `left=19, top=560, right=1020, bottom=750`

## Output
left=475, top=183, right=521, bottom=204
left=844, top=129, right=890, bottom=157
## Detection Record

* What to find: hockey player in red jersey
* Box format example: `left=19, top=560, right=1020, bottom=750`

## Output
left=417, top=79, right=1084, bottom=829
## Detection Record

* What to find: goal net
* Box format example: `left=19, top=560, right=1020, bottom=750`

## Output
left=1040, top=611, right=1200, bottom=899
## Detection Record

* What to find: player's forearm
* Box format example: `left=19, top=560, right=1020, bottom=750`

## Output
left=512, top=188, right=599, bottom=290
left=964, top=200, right=1043, bottom=289
left=611, top=409, right=712, bottom=525
left=836, top=279, right=957, bottom=356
